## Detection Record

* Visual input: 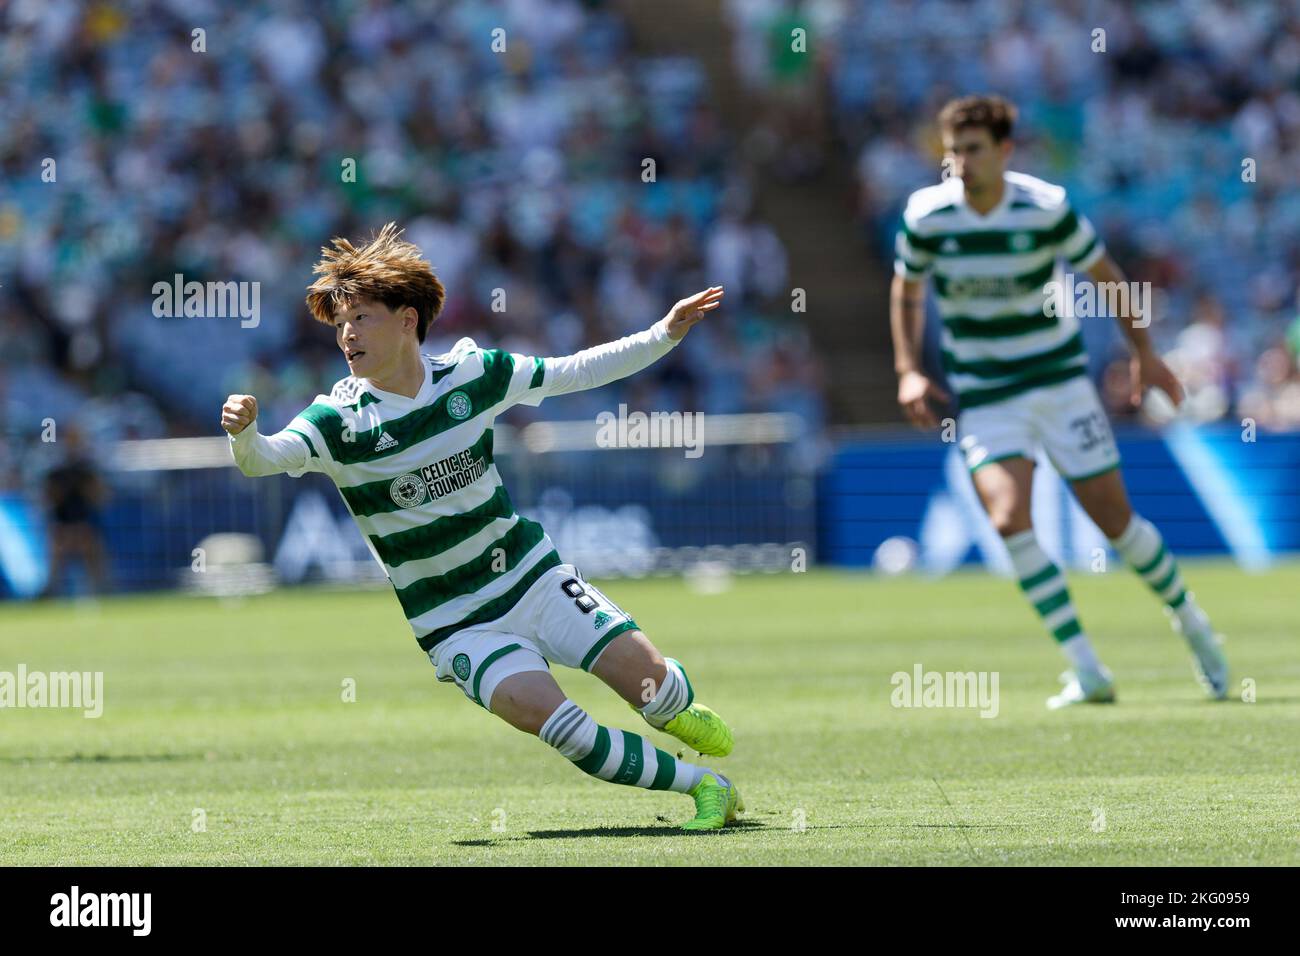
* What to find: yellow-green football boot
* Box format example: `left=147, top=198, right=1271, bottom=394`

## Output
left=663, top=702, right=734, bottom=757
left=681, top=773, right=744, bottom=831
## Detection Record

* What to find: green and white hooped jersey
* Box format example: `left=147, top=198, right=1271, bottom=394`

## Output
left=894, top=171, right=1107, bottom=410
left=283, top=340, right=559, bottom=652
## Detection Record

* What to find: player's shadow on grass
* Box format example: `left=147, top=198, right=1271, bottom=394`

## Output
left=911, top=823, right=1012, bottom=829
left=452, top=820, right=768, bottom=844
left=451, top=821, right=1014, bottom=846
left=0, top=753, right=203, bottom=764
left=1165, top=697, right=1300, bottom=706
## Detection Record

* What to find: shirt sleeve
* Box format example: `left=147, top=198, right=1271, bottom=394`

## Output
left=893, top=216, right=934, bottom=280
left=228, top=420, right=321, bottom=478
left=484, top=318, right=681, bottom=410
left=1052, top=201, right=1106, bottom=271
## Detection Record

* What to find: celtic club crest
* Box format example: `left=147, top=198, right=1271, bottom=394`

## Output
left=447, top=390, right=472, bottom=420
left=452, top=653, right=471, bottom=682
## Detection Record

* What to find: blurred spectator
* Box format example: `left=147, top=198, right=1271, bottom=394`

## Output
left=722, top=0, right=1300, bottom=428
left=40, top=426, right=110, bottom=598
left=2, top=0, right=819, bottom=454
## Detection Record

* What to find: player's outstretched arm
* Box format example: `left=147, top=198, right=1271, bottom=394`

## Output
left=542, top=286, right=724, bottom=397
left=222, top=394, right=312, bottom=477
left=1086, top=254, right=1185, bottom=408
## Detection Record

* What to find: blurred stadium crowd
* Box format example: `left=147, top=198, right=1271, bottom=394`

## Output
left=726, top=0, right=1300, bottom=427
left=3, top=0, right=1299, bottom=586
left=1, top=0, right=820, bottom=495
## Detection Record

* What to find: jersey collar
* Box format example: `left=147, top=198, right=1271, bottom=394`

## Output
left=361, top=354, right=436, bottom=406
left=960, top=175, right=1014, bottom=221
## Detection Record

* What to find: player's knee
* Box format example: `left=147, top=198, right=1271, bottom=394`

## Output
left=489, top=675, right=563, bottom=736
left=991, top=508, right=1032, bottom=538
left=496, top=700, right=552, bottom=736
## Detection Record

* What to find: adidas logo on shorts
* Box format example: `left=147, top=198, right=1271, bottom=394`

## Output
left=374, top=431, right=399, bottom=452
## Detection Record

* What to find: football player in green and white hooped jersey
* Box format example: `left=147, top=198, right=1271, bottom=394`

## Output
left=221, top=224, right=741, bottom=830
left=890, top=95, right=1228, bottom=708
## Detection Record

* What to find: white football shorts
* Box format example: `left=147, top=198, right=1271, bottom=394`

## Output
left=428, top=563, right=638, bottom=710
left=958, top=374, right=1121, bottom=481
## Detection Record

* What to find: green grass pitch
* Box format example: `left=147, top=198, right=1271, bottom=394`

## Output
left=2, top=560, right=1297, bottom=865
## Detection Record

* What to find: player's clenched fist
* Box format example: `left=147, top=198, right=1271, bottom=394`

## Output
left=221, top=395, right=258, bottom=435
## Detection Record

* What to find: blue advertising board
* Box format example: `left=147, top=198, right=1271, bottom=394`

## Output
left=819, top=424, right=1299, bottom=573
